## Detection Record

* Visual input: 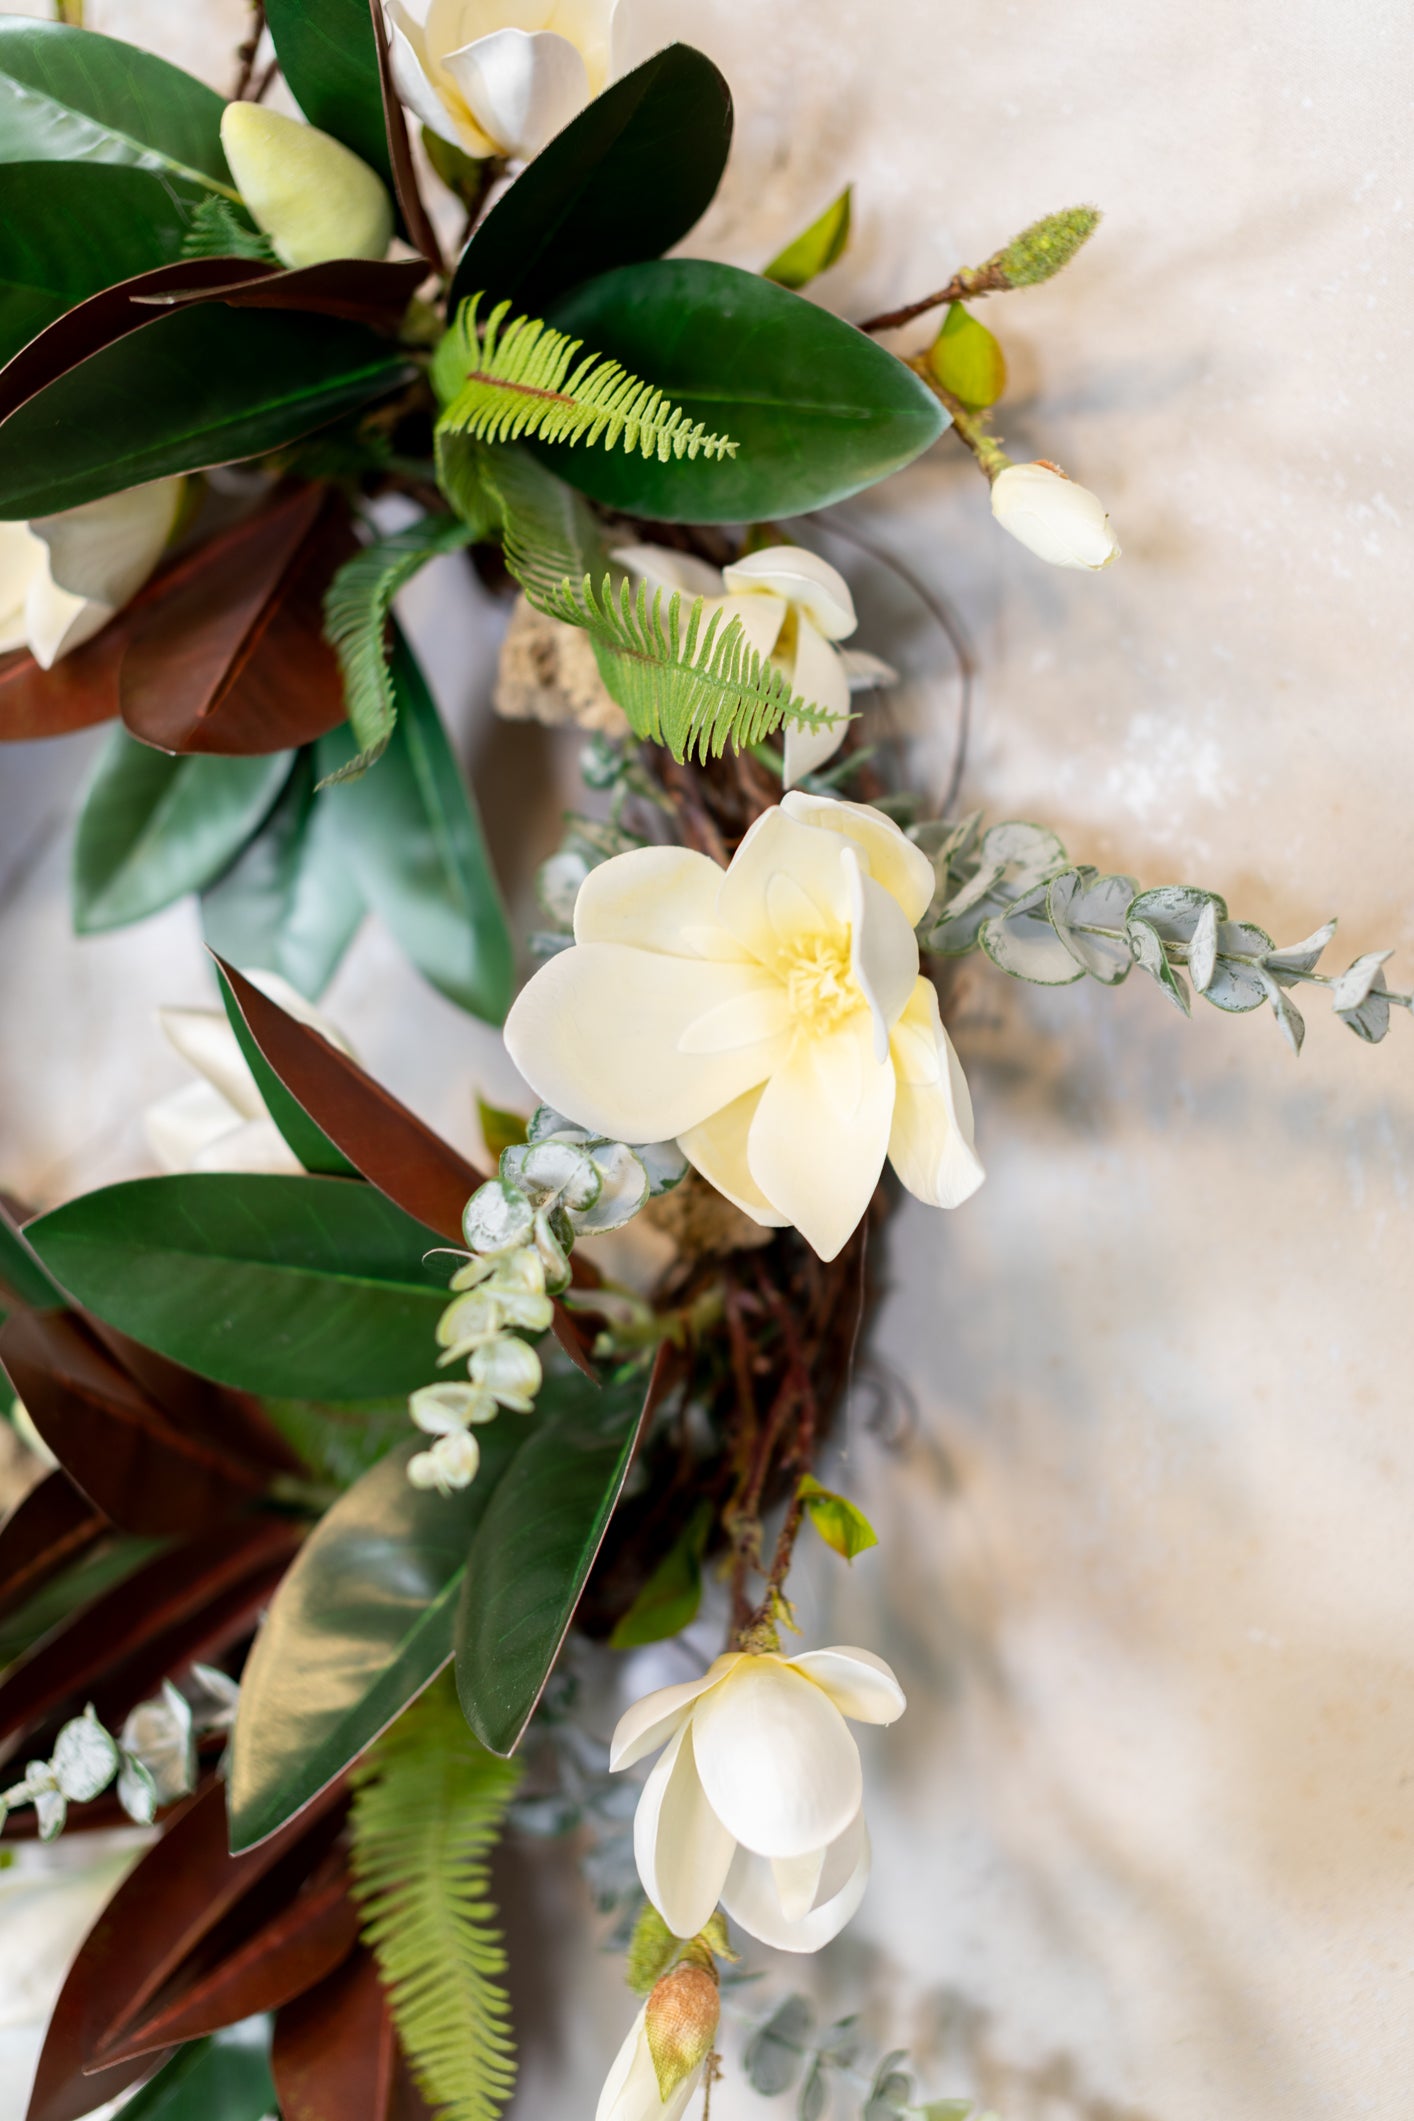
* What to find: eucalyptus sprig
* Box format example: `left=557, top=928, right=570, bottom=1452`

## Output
left=916, top=813, right=1412, bottom=1052
left=740, top=1988, right=992, bottom=2121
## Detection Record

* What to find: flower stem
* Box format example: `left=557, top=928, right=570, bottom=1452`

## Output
left=859, top=263, right=1011, bottom=336
left=905, top=359, right=1011, bottom=481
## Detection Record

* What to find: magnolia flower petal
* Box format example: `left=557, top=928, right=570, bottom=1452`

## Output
left=747, top=1015, right=894, bottom=1261
left=722, top=1812, right=871, bottom=1953
left=780, top=791, right=935, bottom=924
left=789, top=1646, right=907, bottom=1725
left=782, top=613, right=850, bottom=789
left=633, top=1723, right=736, bottom=1938
left=610, top=1655, right=741, bottom=1771
left=25, top=576, right=109, bottom=669
left=716, top=590, right=789, bottom=663
left=191, top=1116, right=303, bottom=1176
left=33, top=477, right=182, bottom=609
left=845, top=849, right=920, bottom=1060
left=547, top=0, right=616, bottom=92
left=0, top=519, right=43, bottom=650
left=678, top=1086, right=791, bottom=1227
left=386, top=11, right=473, bottom=147
left=612, top=544, right=726, bottom=601
left=505, top=944, right=790, bottom=1141
left=840, top=646, right=899, bottom=691
left=144, top=1080, right=248, bottom=1174
left=722, top=546, right=857, bottom=641
left=990, top=461, right=1120, bottom=571
left=771, top=1845, right=826, bottom=1922
left=716, top=806, right=854, bottom=968
left=597, top=2004, right=706, bottom=2121
left=444, top=28, right=590, bottom=158
left=887, top=978, right=985, bottom=1209
left=689, top=1655, right=862, bottom=1858
left=573, top=844, right=746, bottom=961
left=678, top=982, right=791, bottom=1055
left=156, top=1006, right=265, bottom=1120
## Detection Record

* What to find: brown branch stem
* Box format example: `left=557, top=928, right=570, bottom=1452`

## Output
left=859, top=262, right=1010, bottom=335
left=232, top=2, right=267, bottom=100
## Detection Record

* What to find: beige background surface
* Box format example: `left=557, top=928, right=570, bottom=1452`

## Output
left=2, top=1, right=1412, bottom=2116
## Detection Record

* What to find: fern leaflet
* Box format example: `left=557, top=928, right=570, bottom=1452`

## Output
left=436, top=295, right=739, bottom=463
left=472, top=444, right=843, bottom=763
left=322, top=514, right=476, bottom=783
left=180, top=195, right=278, bottom=262
left=350, top=1678, right=524, bottom=2121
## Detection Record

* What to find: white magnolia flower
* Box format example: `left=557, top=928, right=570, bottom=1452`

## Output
left=614, top=543, right=897, bottom=788
left=143, top=974, right=352, bottom=1176
left=611, top=1646, right=905, bottom=1953
left=384, top=0, right=627, bottom=162
left=220, top=105, right=393, bottom=269
left=990, top=460, right=1120, bottom=571
left=0, top=478, right=183, bottom=670
left=597, top=1983, right=716, bottom=2121
left=504, top=792, right=984, bottom=1263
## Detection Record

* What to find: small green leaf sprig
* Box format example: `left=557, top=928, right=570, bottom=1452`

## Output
left=0, top=1666, right=238, bottom=1841
left=916, top=813, right=1413, bottom=1054
left=406, top=1105, right=687, bottom=1493
left=741, top=1989, right=993, bottom=2120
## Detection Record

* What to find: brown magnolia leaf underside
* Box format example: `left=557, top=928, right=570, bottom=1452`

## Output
left=367, top=0, right=444, bottom=271
left=0, top=1470, right=108, bottom=1622
left=26, top=1777, right=346, bottom=2121
left=0, top=257, right=425, bottom=431
left=273, top=1948, right=434, bottom=2121
left=120, top=486, right=357, bottom=755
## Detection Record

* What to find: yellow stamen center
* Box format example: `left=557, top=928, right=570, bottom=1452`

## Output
left=783, top=936, right=860, bottom=1032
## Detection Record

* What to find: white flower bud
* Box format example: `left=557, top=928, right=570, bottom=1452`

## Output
left=990, top=460, right=1120, bottom=571
left=469, top=1335, right=543, bottom=1413
left=219, top=104, right=393, bottom=270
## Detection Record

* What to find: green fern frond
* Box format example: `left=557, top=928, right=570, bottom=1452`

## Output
left=437, top=295, right=739, bottom=463
left=550, top=572, right=842, bottom=764
left=321, top=514, right=476, bottom=783
left=350, top=1678, right=524, bottom=2121
left=180, top=195, right=278, bottom=262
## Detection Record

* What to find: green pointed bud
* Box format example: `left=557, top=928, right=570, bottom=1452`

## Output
left=929, top=303, right=1008, bottom=410
left=798, top=1473, right=879, bottom=1561
left=220, top=104, right=393, bottom=270
left=625, top=1903, right=680, bottom=1995
left=763, top=184, right=853, bottom=291
left=989, top=205, right=1100, bottom=289
left=645, top=1964, right=720, bottom=2101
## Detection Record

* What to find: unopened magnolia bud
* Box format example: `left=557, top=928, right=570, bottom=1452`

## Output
left=929, top=302, right=1007, bottom=410
left=220, top=104, right=393, bottom=270
left=990, top=461, right=1120, bottom=572
left=645, top=1965, right=720, bottom=2101
left=989, top=205, right=1100, bottom=288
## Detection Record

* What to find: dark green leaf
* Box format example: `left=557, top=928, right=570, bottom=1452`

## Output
left=609, top=1499, right=711, bottom=1648
left=541, top=259, right=946, bottom=520
left=72, top=731, right=290, bottom=934
left=0, top=20, right=233, bottom=204
left=0, top=304, right=412, bottom=519
left=120, top=2021, right=276, bottom=2121
left=0, top=162, right=191, bottom=369
left=763, top=184, right=853, bottom=290
left=265, top=0, right=395, bottom=193
left=199, top=751, right=366, bottom=1000
left=215, top=964, right=358, bottom=1179
left=25, top=1174, right=450, bottom=1399
left=259, top=1394, right=411, bottom=1489
left=228, top=1429, right=520, bottom=1851
left=0, top=1204, right=64, bottom=1310
left=456, top=1363, right=658, bottom=1755
left=450, top=42, right=733, bottom=316
left=321, top=625, right=513, bottom=1022
left=321, top=514, right=476, bottom=781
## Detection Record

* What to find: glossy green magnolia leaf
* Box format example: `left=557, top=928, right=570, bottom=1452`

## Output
left=798, top=1474, right=878, bottom=1562
left=0, top=304, right=412, bottom=519
left=320, top=625, right=513, bottom=1023
left=0, top=162, right=191, bottom=369
left=121, top=2020, right=276, bottom=2121
left=450, top=42, right=733, bottom=316
left=609, top=1499, right=712, bottom=1648
left=0, top=1212, right=64, bottom=1310
left=215, top=964, right=357, bottom=1180
left=541, top=259, right=947, bottom=520
left=72, top=732, right=291, bottom=934
left=0, top=20, right=234, bottom=204
left=929, top=301, right=1007, bottom=410
left=763, top=184, right=853, bottom=290
left=228, top=1430, right=519, bottom=1850
left=264, top=0, right=394, bottom=190
left=457, top=1366, right=654, bottom=1755
left=199, top=751, right=367, bottom=1001
left=26, top=1174, right=450, bottom=1398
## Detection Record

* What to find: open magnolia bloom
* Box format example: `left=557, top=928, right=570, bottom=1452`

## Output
left=0, top=478, right=182, bottom=669
left=504, top=791, right=984, bottom=1262
left=611, top=1647, right=905, bottom=1952
left=220, top=105, right=393, bottom=268
left=385, top=0, right=626, bottom=161
left=144, top=976, right=352, bottom=1175
left=614, top=543, right=897, bottom=787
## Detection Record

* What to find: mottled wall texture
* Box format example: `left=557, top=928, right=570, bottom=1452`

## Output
left=1, top=3, right=1411, bottom=2117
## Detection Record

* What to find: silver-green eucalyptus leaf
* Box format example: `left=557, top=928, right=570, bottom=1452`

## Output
left=1200, top=958, right=1268, bottom=1012
left=501, top=1138, right=601, bottom=1213
left=463, top=1177, right=536, bottom=1253
left=51, top=1706, right=120, bottom=1802
left=1264, top=920, right=1336, bottom=983
left=1047, top=868, right=1135, bottom=983
left=1216, top=919, right=1273, bottom=957
left=636, top=1138, right=689, bottom=1195
left=980, top=910, right=1085, bottom=986
left=1337, top=978, right=1391, bottom=1043
left=1330, top=950, right=1394, bottom=1011
left=120, top=1681, right=195, bottom=1803
left=1189, top=898, right=1220, bottom=992
left=572, top=1141, right=650, bottom=1232
left=1261, top=974, right=1307, bottom=1056
left=1127, top=918, right=1192, bottom=1015
left=1128, top=885, right=1227, bottom=944
left=33, top=1782, right=66, bottom=1842
left=117, top=1752, right=159, bottom=1825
